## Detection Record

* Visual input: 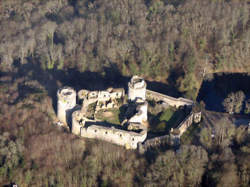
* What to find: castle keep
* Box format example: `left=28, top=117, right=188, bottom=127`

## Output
left=57, top=76, right=201, bottom=150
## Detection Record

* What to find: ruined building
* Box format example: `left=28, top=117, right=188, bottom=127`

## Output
left=57, top=76, right=201, bottom=150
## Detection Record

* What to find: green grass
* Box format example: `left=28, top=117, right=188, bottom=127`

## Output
left=159, top=108, right=174, bottom=121
left=95, top=108, right=121, bottom=125
left=149, top=107, right=187, bottom=134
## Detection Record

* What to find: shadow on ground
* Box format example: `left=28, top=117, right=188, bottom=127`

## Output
left=0, top=60, right=182, bottom=116
left=197, top=72, right=250, bottom=112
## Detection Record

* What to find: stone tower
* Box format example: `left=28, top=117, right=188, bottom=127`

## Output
left=57, top=86, right=76, bottom=125
left=72, top=110, right=84, bottom=135
left=128, top=76, right=147, bottom=102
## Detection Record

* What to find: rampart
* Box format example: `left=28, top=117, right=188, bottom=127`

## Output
left=138, top=134, right=179, bottom=153
left=146, top=90, right=194, bottom=108
left=175, top=113, right=194, bottom=136
left=57, top=76, right=201, bottom=151
left=72, top=110, right=147, bottom=149
left=138, top=111, right=201, bottom=153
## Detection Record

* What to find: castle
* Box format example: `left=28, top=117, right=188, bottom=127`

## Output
left=57, top=76, right=201, bottom=150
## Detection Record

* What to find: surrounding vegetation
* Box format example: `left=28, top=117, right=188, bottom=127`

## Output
left=223, top=91, right=245, bottom=114
left=0, top=0, right=249, bottom=186
left=0, top=0, right=249, bottom=98
left=198, top=73, right=250, bottom=113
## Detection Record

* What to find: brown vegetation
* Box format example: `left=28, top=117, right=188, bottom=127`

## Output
left=0, top=0, right=249, bottom=98
left=0, top=0, right=249, bottom=186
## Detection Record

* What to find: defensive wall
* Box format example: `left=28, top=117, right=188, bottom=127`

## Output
left=175, top=113, right=194, bottom=136
left=138, top=134, right=180, bottom=153
left=138, top=111, right=201, bottom=153
left=57, top=76, right=201, bottom=151
left=146, top=90, right=194, bottom=108
left=72, top=110, right=147, bottom=149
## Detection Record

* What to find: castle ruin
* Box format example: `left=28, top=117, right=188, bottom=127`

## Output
left=56, top=76, right=201, bottom=150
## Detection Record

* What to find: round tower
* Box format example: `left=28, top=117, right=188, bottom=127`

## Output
left=128, top=76, right=147, bottom=102
left=57, top=86, right=76, bottom=125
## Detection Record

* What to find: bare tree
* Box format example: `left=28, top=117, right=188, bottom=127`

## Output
left=223, top=91, right=245, bottom=114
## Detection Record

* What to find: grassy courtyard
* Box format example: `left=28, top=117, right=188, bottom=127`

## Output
left=95, top=108, right=122, bottom=125
left=148, top=106, right=187, bottom=134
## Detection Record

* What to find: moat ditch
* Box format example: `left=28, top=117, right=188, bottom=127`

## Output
left=197, top=72, right=250, bottom=113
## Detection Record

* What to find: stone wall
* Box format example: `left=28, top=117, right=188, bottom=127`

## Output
left=146, top=90, right=194, bottom=108
left=138, top=134, right=180, bottom=153
left=176, top=113, right=194, bottom=136
left=72, top=110, right=147, bottom=149
left=138, top=111, right=201, bottom=153
left=58, top=76, right=200, bottom=151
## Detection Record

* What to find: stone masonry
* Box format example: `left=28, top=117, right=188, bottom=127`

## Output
left=57, top=75, right=201, bottom=150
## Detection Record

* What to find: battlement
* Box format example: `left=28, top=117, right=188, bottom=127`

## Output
left=72, top=110, right=147, bottom=149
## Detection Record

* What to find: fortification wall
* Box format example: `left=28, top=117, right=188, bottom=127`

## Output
left=138, top=134, right=180, bottom=153
left=146, top=90, right=194, bottom=108
left=72, top=110, right=147, bottom=149
left=176, top=113, right=194, bottom=136
left=57, top=87, right=76, bottom=124
left=138, top=111, right=201, bottom=153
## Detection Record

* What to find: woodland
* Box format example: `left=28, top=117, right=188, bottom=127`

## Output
left=0, top=0, right=249, bottom=186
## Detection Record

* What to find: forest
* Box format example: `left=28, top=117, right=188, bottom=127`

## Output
left=0, top=0, right=249, bottom=186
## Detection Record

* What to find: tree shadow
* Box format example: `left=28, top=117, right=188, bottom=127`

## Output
left=8, top=61, right=129, bottom=115
left=197, top=72, right=250, bottom=112
left=2, top=59, right=183, bottom=120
